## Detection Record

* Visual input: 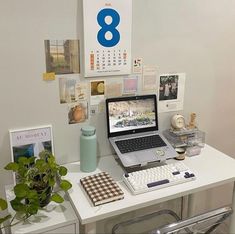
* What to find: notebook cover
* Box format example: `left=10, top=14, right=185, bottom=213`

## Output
left=80, top=171, right=124, bottom=206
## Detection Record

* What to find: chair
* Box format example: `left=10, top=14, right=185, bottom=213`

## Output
left=150, top=206, right=232, bottom=234
left=112, top=207, right=232, bottom=234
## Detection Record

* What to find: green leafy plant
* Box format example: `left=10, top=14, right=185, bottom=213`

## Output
left=0, top=150, right=72, bottom=230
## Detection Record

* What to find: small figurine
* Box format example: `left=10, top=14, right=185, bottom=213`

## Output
left=187, top=112, right=197, bottom=129
left=171, top=114, right=185, bottom=131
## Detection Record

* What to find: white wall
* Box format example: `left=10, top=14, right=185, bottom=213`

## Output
left=0, top=0, right=83, bottom=196
left=1, top=0, right=235, bottom=214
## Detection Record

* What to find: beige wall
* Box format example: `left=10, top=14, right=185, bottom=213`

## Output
left=0, top=0, right=235, bottom=220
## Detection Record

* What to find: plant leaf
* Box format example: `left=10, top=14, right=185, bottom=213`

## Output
left=0, top=198, right=8, bottom=211
left=48, top=156, right=56, bottom=166
left=27, top=190, right=38, bottom=199
left=0, top=214, right=11, bottom=224
left=50, top=193, right=64, bottom=203
left=59, top=180, right=72, bottom=191
left=40, top=192, right=47, bottom=201
left=28, top=156, right=36, bottom=164
left=48, top=177, right=55, bottom=187
left=39, top=150, right=53, bottom=161
left=35, top=159, right=45, bottom=167
left=4, top=162, right=19, bottom=171
left=18, top=157, right=29, bottom=164
left=10, top=198, right=26, bottom=212
left=14, top=184, right=29, bottom=198
left=27, top=204, right=39, bottom=215
left=59, top=166, right=67, bottom=176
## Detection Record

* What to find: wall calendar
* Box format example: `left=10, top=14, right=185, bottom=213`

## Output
left=83, top=0, right=132, bottom=77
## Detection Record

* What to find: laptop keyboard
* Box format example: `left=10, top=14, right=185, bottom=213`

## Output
left=115, top=135, right=167, bottom=154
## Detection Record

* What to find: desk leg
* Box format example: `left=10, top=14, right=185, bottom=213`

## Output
left=187, top=193, right=197, bottom=217
left=79, top=221, right=96, bottom=234
left=181, top=196, right=189, bottom=219
left=229, top=182, right=235, bottom=233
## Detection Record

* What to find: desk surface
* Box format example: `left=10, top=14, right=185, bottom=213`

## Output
left=64, top=145, right=235, bottom=225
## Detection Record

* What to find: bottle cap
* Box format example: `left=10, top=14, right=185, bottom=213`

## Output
left=81, top=126, right=96, bottom=136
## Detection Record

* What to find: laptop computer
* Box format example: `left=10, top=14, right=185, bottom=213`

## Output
left=105, top=94, right=177, bottom=168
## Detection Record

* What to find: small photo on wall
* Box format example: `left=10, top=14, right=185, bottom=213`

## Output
left=159, top=75, right=178, bottom=101
left=90, top=80, right=105, bottom=105
left=58, top=77, right=77, bottom=104
left=44, top=40, right=80, bottom=75
left=9, top=125, right=54, bottom=184
left=91, top=80, right=105, bottom=96
left=76, top=82, right=88, bottom=101
left=68, top=101, right=88, bottom=124
left=132, top=58, right=143, bottom=74
left=123, top=75, right=138, bottom=94
left=158, top=73, right=186, bottom=113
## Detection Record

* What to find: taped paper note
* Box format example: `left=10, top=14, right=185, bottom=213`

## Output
left=43, top=72, right=55, bottom=81
left=142, top=66, right=157, bottom=91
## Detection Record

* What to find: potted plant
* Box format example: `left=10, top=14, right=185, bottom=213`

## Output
left=0, top=150, right=72, bottom=230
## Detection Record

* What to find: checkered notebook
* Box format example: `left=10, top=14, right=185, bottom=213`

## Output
left=80, top=171, right=124, bottom=206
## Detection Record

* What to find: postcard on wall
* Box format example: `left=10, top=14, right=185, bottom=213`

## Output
left=142, top=65, right=157, bottom=91
left=76, top=81, right=88, bottom=101
left=83, top=0, right=132, bottom=77
left=58, top=76, right=78, bottom=104
left=105, top=82, right=122, bottom=98
left=123, top=75, right=138, bottom=94
left=68, top=101, right=88, bottom=124
left=90, top=80, right=105, bottom=105
left=158, top=73, right=186, bottom=113
left=44, top=39, right=80, bottom=75
left=9, top=125, right=54, bottom=184
left=132, top=58, right=143, bottom=74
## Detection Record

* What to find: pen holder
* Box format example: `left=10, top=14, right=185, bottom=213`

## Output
left=80, top=126, right=97, bottom=172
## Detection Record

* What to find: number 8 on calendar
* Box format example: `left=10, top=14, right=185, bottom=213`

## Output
left=83, top=0, right=132, bottom=77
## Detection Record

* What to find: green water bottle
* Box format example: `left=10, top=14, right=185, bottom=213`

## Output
left=80, top=126, right=97, bottom=172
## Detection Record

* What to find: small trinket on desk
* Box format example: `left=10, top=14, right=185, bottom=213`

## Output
left=175, top=147, right=186, bottom=160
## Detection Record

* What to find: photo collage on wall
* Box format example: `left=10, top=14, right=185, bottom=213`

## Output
left=44, top=39, right=88, bottom=124
left=43, top=40, right=186, bottom=124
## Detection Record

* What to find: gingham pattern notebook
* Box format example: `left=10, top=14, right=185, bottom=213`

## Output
left=80, top=171, right=124, bottom=206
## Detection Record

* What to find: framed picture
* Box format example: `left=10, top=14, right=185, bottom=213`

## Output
left=9, top=125, right=54, bottom=183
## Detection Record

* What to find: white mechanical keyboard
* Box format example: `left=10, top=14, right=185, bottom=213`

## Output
left=123, top=162, right=196, bottom=195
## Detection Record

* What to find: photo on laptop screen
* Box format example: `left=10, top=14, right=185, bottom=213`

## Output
left=106, top=95, right=158, bottom=137
left=109, top=99, right=156, bottom=133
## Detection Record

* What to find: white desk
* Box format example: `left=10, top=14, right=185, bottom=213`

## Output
left=64, top=145, right=235, bottom=234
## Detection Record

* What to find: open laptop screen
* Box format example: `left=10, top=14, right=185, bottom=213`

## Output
left=106, top=94, right=158, bottom=137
